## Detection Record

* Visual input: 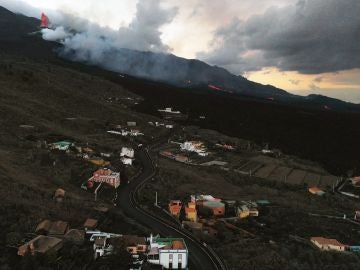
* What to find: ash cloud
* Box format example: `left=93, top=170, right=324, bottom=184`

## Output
left=198, top=0, right=360, bottom=75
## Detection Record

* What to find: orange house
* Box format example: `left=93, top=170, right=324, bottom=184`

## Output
left=185, top=202, right=198, bottom=222
left=169, top=200, right=182, bottom=217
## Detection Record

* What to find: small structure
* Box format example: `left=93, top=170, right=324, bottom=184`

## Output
left=237, top=205, right=250, bottom=219
left=54, top=188, right=65, bottom=203
left=36, top=220, right=69, bottom=237
left=89, top=232, right=122, bottom=259
left=64, top=229, right=85, bottom=245
left=93, top=236, right=114, bottom=259
left=18, top=235, right=63, bottom=257
left=84, top=218, right=98, bottom=231
left=311, top=237, right=347, bottom=251
left=169, top=200, right=182, bottom=217
left=88, top=168, right=120, bottom=188
left=158, top=108, right=181, bottom=114
left=241, top=201, right=259, bottom=217
left=203, top=201, right=225, bottom=217
left=130, top=129, right=143, bottom=137
left=121, top=157, right=133, bottom=166
left=351, top=176, right=360, bottom=186
left=50, top=141, right=73, bottom=151
left=354, top=211, right=360, bottom=220
left=89, top=158, right=110, bottom=166
left=122, top=235, right=148, bottom=254
left=121, top=147, right=135, bottom=158
left=175, top=155, right=189, bottom=163
left=185, top=202, right=197, bottom=222
left=180, top=141, right=208, bottom=156
left=215, top=143, right=235, bottom=150
left=147, top=235, right=188, bottom=269
left=309, top=187, right=325, bottom=196
left=349, top=246, right=360, bottom=252
left=100, top=152, right=112, bottom=158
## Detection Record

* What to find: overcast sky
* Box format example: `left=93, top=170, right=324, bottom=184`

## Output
left=2, top=0, right=360, bottom=103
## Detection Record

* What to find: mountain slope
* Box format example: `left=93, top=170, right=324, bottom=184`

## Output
left=1, top=6, right=358, bottom=111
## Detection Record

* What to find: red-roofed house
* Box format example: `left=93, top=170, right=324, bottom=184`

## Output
left=311, top=237, right=347, bottom=251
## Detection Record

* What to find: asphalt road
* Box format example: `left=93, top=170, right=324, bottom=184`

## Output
left=116, top=148, right=223, bottom=270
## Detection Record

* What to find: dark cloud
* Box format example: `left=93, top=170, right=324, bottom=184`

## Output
left=198, top=0, right=360, bottom=75
left=309, top=83, right=321, bottom=90
left=314, top=76, right=323, bottom=83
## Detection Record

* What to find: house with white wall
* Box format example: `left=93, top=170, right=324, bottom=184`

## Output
left=147, top=235, right=188, bottom=269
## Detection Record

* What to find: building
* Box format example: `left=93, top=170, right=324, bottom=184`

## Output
left=351, top=176, right=360, bottom=186
left=237, top=205, right=250, bottom=219
left=121, top=157, right=133, bottom=166
left=180, top=141, right=208, bottom=156
left=349, top=246, right=360, bottom=252
left=122, top=235, right=148, bottom=254
left=54, top=188, right=65, bottom=203
left=158, top=108, right=181, bottom=114
left=50, top=141, right=73, bottom=151
left=175, top=155, right=189, bottom=163
left=93, top=236, right=114, bottom=259
left=191, top=195, right=221, bottom=204
left=88, top=168, right=120, bottom=188
left=127, top=121, right=137, bottom=127
left=309, top=187, right=325, bottom=196
left=89, top=158, right=110, bottom=166
left=166, top=125, right=174, bottom=129
left=147, top=235, right=188, bottom=269
left=169, top=200, right=182, bottom=217
left=241, top=201, right=259, bottom=217
left=311, top=237, right=347, bottom=251
left=185, top=202, right=197, bottom=222
left=18, top=235, right=63, bottom=257
left=36, top=220, right=69, bottom=236
left=355, top=210, right=360, bottom=220
left=88, top=232, right=123, bottom=259
left=203, top=201, right=225, bottom=217
left=84, top=218, right=98, bottom=231
left=130, top=129, right=143, bottom=136
left=121, top=147, right=135, bottom=158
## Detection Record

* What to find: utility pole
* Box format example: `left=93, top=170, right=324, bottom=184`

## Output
left=154, top=191, right=158, bottom=207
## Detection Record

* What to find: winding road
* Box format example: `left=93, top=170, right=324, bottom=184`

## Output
left=116, top=147, right=226, bottom=270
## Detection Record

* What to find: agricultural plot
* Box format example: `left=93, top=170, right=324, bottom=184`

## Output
left=303, top=172, right=322, bottom=186
left=254, top=164, right=277, bottom=179
left=320, top=175, right=339, bottom=187
left=286, top=169, right=307, bottom=185
left=268, top=166, right=293, bottom=182
left=238, top=161, right=263, bottom=174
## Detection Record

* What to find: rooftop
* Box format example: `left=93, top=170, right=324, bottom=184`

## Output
left=154, top=238, right=187, bottom=250
left=311, top=237, right=347, bottom=247
left=18, top=235, right=63, bottom=256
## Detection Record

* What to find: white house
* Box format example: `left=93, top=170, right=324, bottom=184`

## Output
left=130, top=129, right=144, bottom=137
left=158, top=108, right=181, bottom=114
left=89, top=232, right=122, bottom=259
left=121, top=157, right=133, bottom=166
left=121, top=147, right=135, bottom=158
left=147, top=235, right=188, bottom=269
left=180, top=141, right=208, bottom=156
left=311, top=237, right=347, bottom=252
